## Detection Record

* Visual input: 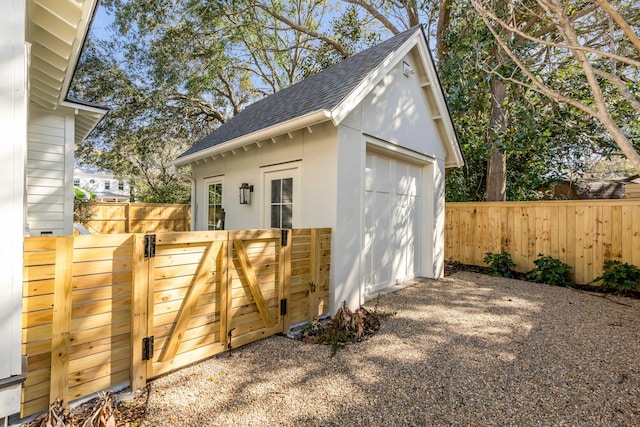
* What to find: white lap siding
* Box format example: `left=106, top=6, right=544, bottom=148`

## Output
left=27, top=105, right=74, bottom=236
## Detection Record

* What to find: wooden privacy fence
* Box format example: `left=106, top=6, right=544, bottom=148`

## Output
left=445, top=200, right=640, bottom=284
left=22, top=228, right=331, bottom=417
left=78, top=203, right=190, bottom=234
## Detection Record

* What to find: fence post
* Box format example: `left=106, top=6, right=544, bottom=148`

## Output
left=280, top=230, right=292, bottom=332
left=130, top=234, right=149, bottom=390
left=124, top=203, right=131, bottom=233
left=222, top=232, right=233, bottom=350
left=49, top=236, right=73, bottom=405
left=309, top=229, right=321, bottom=321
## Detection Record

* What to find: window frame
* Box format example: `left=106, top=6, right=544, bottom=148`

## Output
left=262, top=162, right=301, bottom=229
left=201, top=176, right=224, bottom=231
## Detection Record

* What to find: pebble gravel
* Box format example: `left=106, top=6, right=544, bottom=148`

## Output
left=142, top=272, right=640, bottom=426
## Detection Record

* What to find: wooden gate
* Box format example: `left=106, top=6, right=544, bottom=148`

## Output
left=132, top=230, right=290, bottom=384
left=22, top=228, right=329, bottom=417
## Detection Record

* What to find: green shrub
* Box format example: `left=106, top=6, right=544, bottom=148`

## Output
left=483, top=251, right=516, bottom=278
left=594, top=260, right=640, bottom=291
left=525, top=254, right=573, bottom=287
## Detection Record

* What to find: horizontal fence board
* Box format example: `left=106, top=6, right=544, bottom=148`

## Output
left=22, top=228, right=331, bottom=418
left=77, top=203, right=190, bottom=234
left=445, top=201, right=640, bottom=285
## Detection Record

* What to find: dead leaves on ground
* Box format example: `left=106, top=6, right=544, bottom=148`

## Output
left=26, top=386, right=149, bottom=427
left=299, top=301, right=392, bottom=355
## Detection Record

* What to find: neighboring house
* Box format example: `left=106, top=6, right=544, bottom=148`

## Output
left=548, top=179, right=640, bottom=199
left=74, top=166, right=131, bottom=202
left=1, top=0, right=104, bottom=421
left=173, top=26, right=464, bottom=314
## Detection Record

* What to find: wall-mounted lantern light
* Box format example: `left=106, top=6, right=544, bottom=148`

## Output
left=239, top=183, right=254, bottom=204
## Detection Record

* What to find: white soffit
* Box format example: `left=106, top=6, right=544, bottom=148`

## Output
left=27, top=0, right=98, bottom=109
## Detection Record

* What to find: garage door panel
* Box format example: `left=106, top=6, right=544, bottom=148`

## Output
left=365, top=151, right=422, bottom=294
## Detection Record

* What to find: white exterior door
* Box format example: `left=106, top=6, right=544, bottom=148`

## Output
left=364, top=151, right=422, bottom=293
left=201, top=177, right=224, bottom=230
left=263, top=163, right=301, bottom=229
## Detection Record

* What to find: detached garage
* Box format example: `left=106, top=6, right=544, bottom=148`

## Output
left=173, top=25, right=464, bottom=314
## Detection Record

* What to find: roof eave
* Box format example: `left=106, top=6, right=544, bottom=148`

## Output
left=59, top=99, right=108, bottom=144
left=173, top=109, right=333, bottom=167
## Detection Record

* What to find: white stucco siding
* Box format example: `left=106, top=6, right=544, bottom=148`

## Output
left=191, top=123, right=337, bottom=232
left=333, top=52, right=449, bottom=309
left=0, top=0, right=27, bottom=417
left=343, top=53, right=446, bottom=161
left=27, top=105, right=75, bottom=235
left=332, top=126, right=365, bottom=311
left=428, top=159, right=446, bottom=279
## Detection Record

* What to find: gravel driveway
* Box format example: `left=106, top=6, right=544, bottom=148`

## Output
left=142, top=272, right=640, bottom=426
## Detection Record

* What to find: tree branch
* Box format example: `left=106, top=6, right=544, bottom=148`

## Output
left=251, top=1, right=350, bottom=57
left=342, top=0, right=401, bottom=34
left=594, top=0, right=640, bottom=53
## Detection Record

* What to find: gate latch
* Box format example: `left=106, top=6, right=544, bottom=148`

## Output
left=227, top=328, right=236, bottom=351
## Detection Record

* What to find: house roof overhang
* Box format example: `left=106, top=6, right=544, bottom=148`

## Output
left=60, top=98, right=108, bottom=144
left=172, top=109, right=333, bottom=167
left=27, top=0, right=100, bottom=110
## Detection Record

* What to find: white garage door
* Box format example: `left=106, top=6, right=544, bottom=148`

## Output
left=364, top=151, right=422, bottom=294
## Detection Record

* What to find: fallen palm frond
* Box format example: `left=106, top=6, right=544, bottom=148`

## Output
left=332, top=301, right=380, bottom=341
left=298, top=300, right=390, bottom=356
left=27, top=399, right=75, bottom=427
left=26, top=386, right=149, bottom=427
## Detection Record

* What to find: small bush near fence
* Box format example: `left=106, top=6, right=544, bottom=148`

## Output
left=483, top=251, right=517, bottom=278
left=525, top=254, right=573, bottom=287
left=594, top=260, right=640, bottom=292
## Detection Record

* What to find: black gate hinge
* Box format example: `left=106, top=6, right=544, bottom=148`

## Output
left=281, top=229, right=289, bottom=247
left=280, top=299, right=287, bottom=316
left=144, top=234, right=156, bottom=258
left=142, top=336, right=154, bottom=361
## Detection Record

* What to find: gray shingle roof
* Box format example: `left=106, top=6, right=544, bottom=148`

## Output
left=178, top=26, right=423, bottom=159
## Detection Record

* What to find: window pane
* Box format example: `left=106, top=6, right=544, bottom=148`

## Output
left=271, top=205, right=280, bottom=228
left=282, top=178, right=293, bottom=203
left=271, top=179, right=281, bottom=203
left=209, top=184, right=221, bottom=204
left=208, top=182, right=223, bottom=230
left=281, top=204, right=292, bottom=229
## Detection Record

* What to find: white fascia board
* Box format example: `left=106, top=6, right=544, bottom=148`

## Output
left=58, top=0, right=100, bottom=104
left=331, top=31, right=422, bottom=125
left=172, top=109, right=332, bottom=167
left=414, top=40, right=465, bottom=168
left=59, top=99, right=109, bottom=115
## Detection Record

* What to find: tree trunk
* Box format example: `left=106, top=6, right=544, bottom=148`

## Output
left=485, top=76, right=508, bottom=201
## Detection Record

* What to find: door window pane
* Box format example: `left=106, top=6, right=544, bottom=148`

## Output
left=270, top=205, right=280, bottom=228
left=271, top=179, right=281, bottom=203
left=270, top=177, right=293, bottom=228
left=208, top=182, right=223, bottom=230
left=281, top=204, right=292, bottom=229
left=282, top=178, right=293, bottom=203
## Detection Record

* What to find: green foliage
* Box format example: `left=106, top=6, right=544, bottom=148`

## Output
left=74, top=186, right=95, bottom=200
left=483, top=251, right=516, bottom=278
left=73, top=200, right=95, bottom=224
left=594, top=260, right=640, bottom=292
left=525, top=254, right=573, bottom=287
